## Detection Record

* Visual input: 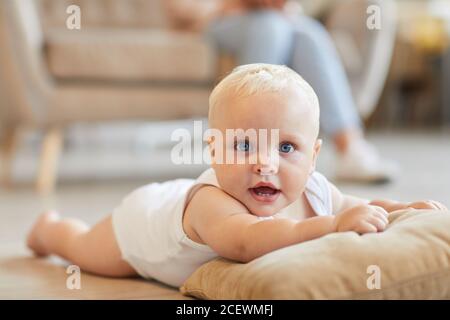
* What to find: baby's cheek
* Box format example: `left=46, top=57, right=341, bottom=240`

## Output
left=222, top=168, right=248, bottom=191
left=280, top=151, right=302, bottom=164
left=281, top=180, right=297, bottom=195
left=282, top=171, right=309, bottom=195
left=280, top=153, right=312, bottom=175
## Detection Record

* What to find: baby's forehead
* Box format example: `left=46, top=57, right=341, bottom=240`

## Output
left=216, top=91, right=318, bottom=139
left=229, top=88, right=316, bottom=118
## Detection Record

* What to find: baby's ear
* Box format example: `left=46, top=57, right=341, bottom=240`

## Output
left=206, top=135, right=213, bottom=146
left=207, top=136, right=215, bottom=162
left=315, top=139, right=323, bottom=153
left=310, top=139, right=322, bottom=174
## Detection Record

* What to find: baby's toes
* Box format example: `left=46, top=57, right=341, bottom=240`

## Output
left=26, top=211, right=60, bottom=257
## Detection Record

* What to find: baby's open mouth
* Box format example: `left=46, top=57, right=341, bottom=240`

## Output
left=251, top=186, right=279, bottom=196
left=249, top=184, right=281, bottom=203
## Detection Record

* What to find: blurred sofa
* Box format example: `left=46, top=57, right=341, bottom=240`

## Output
left=0, top=0, right=396, bottom=193
left=0, top=0, right=218, bottom=193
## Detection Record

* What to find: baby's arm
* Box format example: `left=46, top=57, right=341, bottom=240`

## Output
left=369, top=199, right=448, bottom=212
left=330, top=182, right=448, bottom=214
left=188, top=185, right=391, bottom=262
left=188, top=186, right=336, bottom=263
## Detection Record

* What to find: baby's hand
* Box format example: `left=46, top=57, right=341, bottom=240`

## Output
left=332, top=204, right=389, bottom=234
left=406, top=200, right=448, bottom=211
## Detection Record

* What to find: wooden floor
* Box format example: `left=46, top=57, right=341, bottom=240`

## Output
left=0, top=129, right=449, bottom=299
left=0, top=244, right=190, bottom=299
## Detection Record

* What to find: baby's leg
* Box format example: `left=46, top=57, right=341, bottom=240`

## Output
left=26, top=211, right=137, bottom=277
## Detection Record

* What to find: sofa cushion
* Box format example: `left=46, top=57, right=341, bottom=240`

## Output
left=180, top=209, right=450, bottom=299
left=45, top=29, right=217, bottom=82
left=39, top=0, right=169, bottom=30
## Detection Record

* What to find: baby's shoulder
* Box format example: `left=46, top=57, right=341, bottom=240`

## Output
left=183, top=185, right=250, bottom=244
left=187, top=185, right=249, bottom=217
left=185, top=185, right=249, bottom=224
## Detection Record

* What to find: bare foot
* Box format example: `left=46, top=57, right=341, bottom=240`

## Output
left=26, top=211, right=60, bottom=257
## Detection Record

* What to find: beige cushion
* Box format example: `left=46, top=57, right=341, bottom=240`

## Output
left=45, top=29, right=217, bottom=82
left=180, top=209, right=450, bottom=299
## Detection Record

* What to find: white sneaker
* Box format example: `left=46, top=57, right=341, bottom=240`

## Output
left=335, top=139, right=399, bottom=184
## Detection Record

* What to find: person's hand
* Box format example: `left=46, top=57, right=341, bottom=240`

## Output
left=332, top=204, right=389, bottom=234
left=240, top=0, right=286, bottom=10
left=406, top=200, right=448, bottom=211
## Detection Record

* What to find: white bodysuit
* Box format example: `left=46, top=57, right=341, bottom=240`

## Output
left=112, top=168, right=333, bottom=288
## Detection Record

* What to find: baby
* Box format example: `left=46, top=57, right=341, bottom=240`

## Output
left=26, top=64, right=447, bottom=288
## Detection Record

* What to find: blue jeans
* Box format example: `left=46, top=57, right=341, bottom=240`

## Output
left=205, top=10, right=361, bottom=136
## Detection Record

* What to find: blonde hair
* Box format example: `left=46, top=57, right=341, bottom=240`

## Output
left=208, top=63, right=319, bottom=126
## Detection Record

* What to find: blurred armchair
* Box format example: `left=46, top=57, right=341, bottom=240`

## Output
left=0, top=0, right=217, bottom=194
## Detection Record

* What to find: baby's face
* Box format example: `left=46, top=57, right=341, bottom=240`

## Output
left=210, top=85, right=321, bottom=217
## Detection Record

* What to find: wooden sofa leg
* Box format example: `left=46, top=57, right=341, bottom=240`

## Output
left=0, top=126, right=20, bottom=189
left=36, top=127, right=63, bottom=195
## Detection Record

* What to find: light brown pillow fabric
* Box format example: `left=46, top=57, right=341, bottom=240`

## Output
left=180, top=209, right=450, bottom=299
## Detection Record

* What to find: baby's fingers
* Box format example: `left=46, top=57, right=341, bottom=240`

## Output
left=370, top=205, right=390, bottom=224
left=424, top=201, right=441, bottom=210
left=355, top=221, right=378, bottom=234
left=367, top=215, right=388, bottom=232
left=409, top=201, right=437, bottom=210
left=370, top=207, right=389, bottom=224
left=370, top=205, right=389, bottom=217
left=429, top=200, right=448, bottom=211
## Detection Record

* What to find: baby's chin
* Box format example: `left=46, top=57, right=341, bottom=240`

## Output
left=243, top=198, right=287, bottom=218
left=225, top=187, right=290, bottom=217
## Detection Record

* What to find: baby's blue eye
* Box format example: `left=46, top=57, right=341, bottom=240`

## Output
left=279, top=142, right=295, bottom=153
left=235, top=141, right=250, bottom=152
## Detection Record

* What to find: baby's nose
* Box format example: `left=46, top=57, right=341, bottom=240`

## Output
left=255, top=165, right=277, bottom=176
left=253, top=154, right=279, bottom=175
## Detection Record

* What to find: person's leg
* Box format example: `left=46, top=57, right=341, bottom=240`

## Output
left=26, top=211, right=137, bottom=277
left=289, top=15, right=397, bottom=182
left=205, top=10, right=294, bottom=65
left=288, top=15, right=362, bottom=144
